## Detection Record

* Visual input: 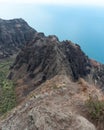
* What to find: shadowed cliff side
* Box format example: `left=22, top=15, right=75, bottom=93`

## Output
left=0, top=24, right=104, bottom=130
left=0, top=18, right=36, bottom=58
left=8, top=32, right=104, bottom=103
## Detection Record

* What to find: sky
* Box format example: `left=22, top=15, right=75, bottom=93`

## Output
left=1, top=0, right=104, bottom=6
left=0, top=0, right=104, bottom=63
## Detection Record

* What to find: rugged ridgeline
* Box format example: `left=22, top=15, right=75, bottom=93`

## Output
left=8, top=33, right=104, bottom=97
left=1, top=32, right=104, bottom=130
left=0, top=18, right=36, bottom=58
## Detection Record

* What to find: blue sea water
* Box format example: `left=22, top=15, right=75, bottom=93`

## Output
left=29, top=5, right=104, bottom=63
left=0, top=4, right=103, bottom=63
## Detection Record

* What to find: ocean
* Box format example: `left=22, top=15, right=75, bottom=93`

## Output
left=1, top=3, right=103, bottom=63
left=28, top=5, right=104, bottom=63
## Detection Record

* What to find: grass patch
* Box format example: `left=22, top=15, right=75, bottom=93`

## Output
left=0, top=58, right=13, bottom=84
left=0, top=80, right=16, bottom=114
left=86, top=95, right=104, bottom=129
left=0, top=58, right=16, bottom=115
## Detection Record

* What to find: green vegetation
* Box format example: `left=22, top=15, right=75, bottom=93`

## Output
left=0, top=58, right=16, bottom=115
left=86, top=95, right=104, bottom=126
left=0, top=58, right=13, bottom=78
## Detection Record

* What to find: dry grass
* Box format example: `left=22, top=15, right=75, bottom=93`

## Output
left=77, top=78, right=104, bottom=130
left=78, top=78, right=88, bottom=92
left=86, top=95, right=104, bottom=130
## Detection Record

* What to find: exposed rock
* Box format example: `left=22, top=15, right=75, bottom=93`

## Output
left=0, top=19, right=104, bottom=130
left=87, top=59, right=104, bottom=90
left=0, top=75, right=97, bottom=130
left=0, top=107, right=96, bottom=130
left=8, top=32, right=104, bottom=102
left=0, top=18, right=36, bottom=58
left=8, top=34, right=94, bottom=101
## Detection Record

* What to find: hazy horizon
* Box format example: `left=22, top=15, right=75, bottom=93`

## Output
left=0, top=1, right=104, bottom=63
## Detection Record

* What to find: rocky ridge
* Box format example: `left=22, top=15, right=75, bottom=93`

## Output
left=0, top=75, right=98, bottom=130
left=0, top=18, right=36, bottom=58
left=8, top=33, right=104, bottom=102
left=0, top=21, right=104, bottom=130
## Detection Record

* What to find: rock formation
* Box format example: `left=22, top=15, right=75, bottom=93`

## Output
left=8, top=32, right=104, bottom=102
left=0, top=75, right=97, bottom=130
left=0, top=18, right=36, bottom=58
left=0, top=19, right=104, bottom=130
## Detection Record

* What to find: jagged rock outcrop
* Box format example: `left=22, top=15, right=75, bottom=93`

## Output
left=0, top=18, right=36, bottom=58
left=90, top=59, right=104, bottom=90
left=8, top=32, right=104, bottom=101
left=10, top=34, right=91, bottom=80
left=8, top=33, right=94, bottom=101
left=1, top=26, right=104, bottom=130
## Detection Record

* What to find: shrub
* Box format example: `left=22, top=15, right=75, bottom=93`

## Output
left=86, top=95, right=104, bottom=128
left=0, top=58, right=16, bottom=115
left=0, top=80, right=16, bottom=114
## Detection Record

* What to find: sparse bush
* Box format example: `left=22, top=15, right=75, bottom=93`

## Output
left=86, top=95, right=104, bottom=129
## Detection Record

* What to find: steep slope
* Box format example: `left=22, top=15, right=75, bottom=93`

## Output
left=0, top=18, right=36, bottom=58
left=0, top=29, right=104, bottom=130
left=8, top=33, right=93, bottom=102
left=0, top=75, right=97, bottom=130
left=10, top=34, right=91, bottom=80
left=8, top=33, right=104, bottom=102
left=89, top=59, right=104, bottom=90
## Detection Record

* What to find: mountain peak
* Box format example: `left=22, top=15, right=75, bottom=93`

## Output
left=7, top=32, right=104, bottom=103
left=0, top=18, right=36, bottom=59
left=0, top=19, right=104, bottom=130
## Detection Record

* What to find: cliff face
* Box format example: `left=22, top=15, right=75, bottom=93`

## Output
left=0, top=18, right=36, bottom=58
left=11, top=35, right=90, bottom=79
left=8, top=33, right=92, bottom=101
left=8, top=32, right=104, bottom=102
left=0, top=21, right=104, bottom=129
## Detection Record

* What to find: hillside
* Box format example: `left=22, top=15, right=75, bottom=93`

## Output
left=0, top=21, right=104, bottom=130
left=8, top=33, right=104, bottom=102
left=1, top=74, right=104, bottom=130
left=0, top=18, right=36, bottom=58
